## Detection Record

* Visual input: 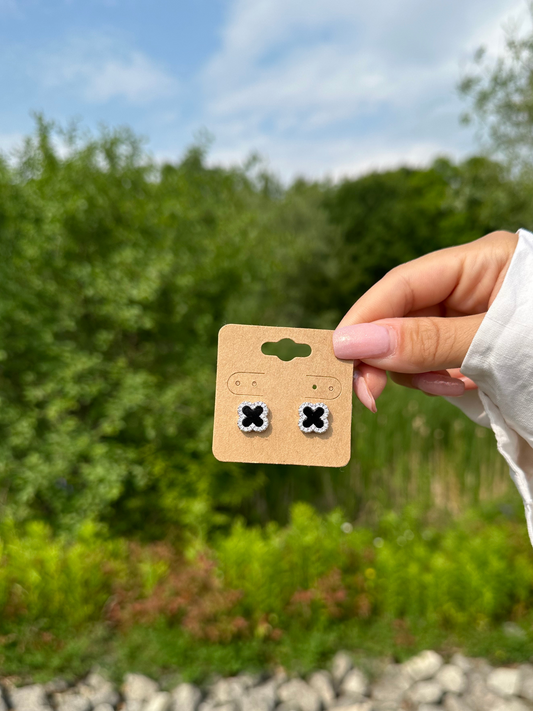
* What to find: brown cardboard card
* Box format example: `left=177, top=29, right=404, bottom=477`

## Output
left=213, top=324, right=353, bottom=467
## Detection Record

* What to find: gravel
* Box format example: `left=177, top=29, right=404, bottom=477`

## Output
left=3, top=650, right=533, bottom=711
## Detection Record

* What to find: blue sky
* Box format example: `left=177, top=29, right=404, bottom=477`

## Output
left=0, top=0, right=529, bottom=180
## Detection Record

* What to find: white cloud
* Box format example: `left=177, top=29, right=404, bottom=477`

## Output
left=39, top=34, right=177, bottom=105
left=201, top=0, right=529, bottom=179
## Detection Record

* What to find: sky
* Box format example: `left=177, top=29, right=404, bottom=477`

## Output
left=0, top=0, right=529, bottom=181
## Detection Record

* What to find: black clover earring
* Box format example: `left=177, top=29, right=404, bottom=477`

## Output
left=298, top=402, right=329, bottom=433
left=238, top=401, right=269, bottom=433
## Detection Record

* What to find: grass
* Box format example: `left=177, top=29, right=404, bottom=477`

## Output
left=4, top=616, right=533, bottom=686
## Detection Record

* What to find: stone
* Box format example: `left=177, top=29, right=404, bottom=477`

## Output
left=332, top=696, right=369, bottom=708
left=436, top=665, right=468, bottom=694
left=55, top=693, right=93, bottom=711
left=463, top=672, right=501, bottom=711
left=78, top=675, right=120, bottom=708
left=487, top=668, right=521, bottom=697
left=331, top=703, right=372, bottom=711
left=340, top=669, right=369, bottom=698
left=123, top=673, right=159, bottom=703
left=93, top=705, right=116, bottom=711
left=0, top=695, right=7, bottom=711
left=211, top=677, right=252, bottom=705
left=145, top=692, right=173, bottom=711
left=241, top=680, right=277, bottom=711
left=125, top=703, right=144, bottom=711
left=408, top=680, right=443, bottom=705
left=443, top=693, right=474, bottom=711
left=10, top=684, right=51, bottom=710
left=492, top=699, right=531, bottom=711
left=277, top=679, right=321, bottom=711
left=518, top=664, right=533, bottom=702
left=450, top=654, right=473, bottom=673
left=331, top=652, right=353, bottom=686
left=403, top=650, right=443, bottom=682
left=309, top=671, right=336, bottom=707
left=44, top=678, right=70, bottom=694
left=419, top=706, right=442, bottom=711
left=371, top=664, right=411, bottom=704
left=276, top=704, right=300, bottom=711
left=171, top=682, right=203, bottom=711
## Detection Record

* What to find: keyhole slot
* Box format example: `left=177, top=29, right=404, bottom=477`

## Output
left=261, top=338, right=312, bottom=362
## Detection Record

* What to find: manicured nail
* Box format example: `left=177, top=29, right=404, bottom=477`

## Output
left=412, top=373, right=465, bottom=397
left=354, top=370, right=377, bottom=413
left=333, top=324, right=393, bottom=360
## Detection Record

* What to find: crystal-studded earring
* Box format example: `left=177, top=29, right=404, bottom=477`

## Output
left=298, top=402, right=329, bottom=433
left=238, top=401, right=269, bottom=432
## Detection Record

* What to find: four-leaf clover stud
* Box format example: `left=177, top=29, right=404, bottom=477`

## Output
left=298, top=402, right=329, bottom=434
left=238, top=401, right=269, bottom=432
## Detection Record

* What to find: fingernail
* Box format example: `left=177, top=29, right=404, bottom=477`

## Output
left=354, top=370, right=377, bottom=413
left=333, top=324, right=393, bottom=360
left=412, top=372, right=465, bottom=397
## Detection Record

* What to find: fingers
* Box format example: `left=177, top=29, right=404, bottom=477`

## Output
left=447, top=367, right=478, bottom=390
left=333, top=313, right=484, bottom=373
left=390, top=370, right=465, bottom=396
left=354, top=364, right=387, bottom=412
left=337, top=246, right=465, bottom=328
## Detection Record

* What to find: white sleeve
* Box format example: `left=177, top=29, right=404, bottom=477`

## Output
left=445, top=229, right=533, bottom=545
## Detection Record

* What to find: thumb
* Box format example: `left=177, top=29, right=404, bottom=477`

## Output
left=333, top=313, right=484, bottom=373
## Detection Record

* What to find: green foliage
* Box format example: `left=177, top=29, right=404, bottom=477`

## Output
left=3, top=508, right=533, bottom=680
left=0, top=116, right=526, bottom=539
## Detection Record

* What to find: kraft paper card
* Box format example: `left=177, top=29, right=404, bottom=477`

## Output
left=212, top=324, right=353, bottom=467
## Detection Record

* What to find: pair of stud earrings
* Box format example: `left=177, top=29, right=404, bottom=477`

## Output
left=237, top=401, right=329, bottom=434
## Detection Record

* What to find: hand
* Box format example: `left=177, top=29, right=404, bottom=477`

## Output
left=332, top=230, right=519, bottom=411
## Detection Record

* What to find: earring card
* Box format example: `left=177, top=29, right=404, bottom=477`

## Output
left=212, top=324, right=353, bottom=467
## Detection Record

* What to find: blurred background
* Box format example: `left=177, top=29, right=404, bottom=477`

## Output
left=2, top=0, right=533, bottom=683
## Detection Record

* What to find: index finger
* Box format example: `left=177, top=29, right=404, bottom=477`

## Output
left=337, top=245, right=465, bottom=328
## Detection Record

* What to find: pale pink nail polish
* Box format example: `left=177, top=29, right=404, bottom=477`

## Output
left=412, top=373, right=465, bottom=397
left=354, top=370, right=377, bottom=413
left=333, top=324, right=393, bottom=360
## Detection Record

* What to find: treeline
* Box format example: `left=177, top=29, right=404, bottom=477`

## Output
left=0, top=117, right=531, bottom=538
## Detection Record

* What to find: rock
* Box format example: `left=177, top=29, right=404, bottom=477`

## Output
left=276, top=704, right=299, bottom=711
left=10, top=684, right=51, bottom=710
left=331, top=703, right=372, bottom=711
left=340, top=669, right=369, bottom=698
left=277, top=679, right=321, bottom=711
left=332, top=695, right=369, bottom=708
left=463, top=672, right=501, bottom=711
left=125, top=703, right=144, bottom=711
left=309, top=671, right=336, bottom=707
left=171, top=682, right=203, bottom=711
left=145, top=692, right=173, bottom=711
left=403, top=650, right=443, bottom=682
left=211, top=677, right=253, bottom=705
left=443, top=695, right=474, bottom=711
left=123, top=673, right=159, bottom=703
left=492, top=699, right=531, bottom=711
left=78, top=673, right=120, bottom=708
left=331, top=652, right=353, bottom=686
left=450, top=654, right=473, bottom=673
left=54, top=694, right=92, bottom=711
left=436, top=665, right=468, bottom=694
left=408, top=680, right=443, bottom=705
left=241, top=680, right=277, bottom=711
left=518, top=664, right=533, bottom=702
left=419, top=706, right=442, bottom=711
left=487, top=668, right=521, bottom=697
left=44, top=678, right=70, bottom=694
left=371, top=664, right=411, bottom=704
left=93, top=705, right=116, bottom=711
left=0, top=694, right=7, bottom=711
